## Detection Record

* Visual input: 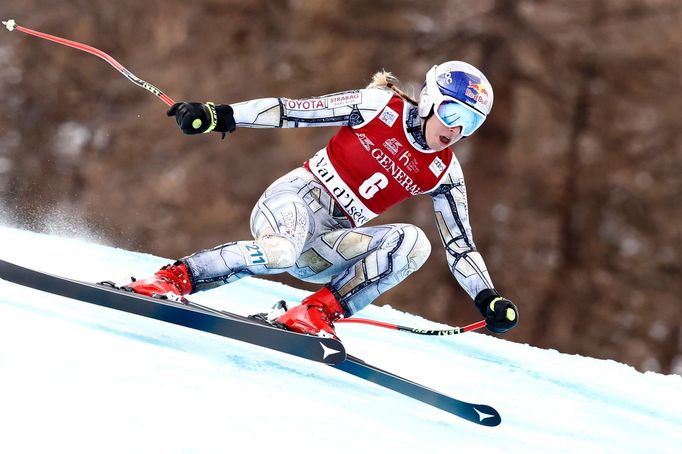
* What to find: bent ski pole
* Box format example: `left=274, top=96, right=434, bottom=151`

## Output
left=3, top=19, right=175, bottom=106
left=336, top=318, right=487, bottom=336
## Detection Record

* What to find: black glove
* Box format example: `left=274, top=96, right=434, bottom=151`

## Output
left=474, top=289, right=518, bottom=334
left=166, top=102, right=236, bottom=135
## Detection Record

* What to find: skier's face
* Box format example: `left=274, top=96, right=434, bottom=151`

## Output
left=423, top=115, right=462, bottom=151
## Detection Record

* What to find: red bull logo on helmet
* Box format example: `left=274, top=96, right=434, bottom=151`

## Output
left=465, top=81, right=490, bottom=106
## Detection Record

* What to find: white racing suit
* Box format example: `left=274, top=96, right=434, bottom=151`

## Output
left=183, top=89, right=495, bottom=316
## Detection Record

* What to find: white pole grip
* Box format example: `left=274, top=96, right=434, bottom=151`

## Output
left=3, top=19, right=17, bottom=31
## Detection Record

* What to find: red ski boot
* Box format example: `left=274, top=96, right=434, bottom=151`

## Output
left=124, top=262, right=193, bottom=301
left=276, top=287, right=346, bottom=339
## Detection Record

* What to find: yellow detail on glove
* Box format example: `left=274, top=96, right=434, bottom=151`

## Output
left=203, top=102, right=218, bottom=133
left=192, top=118, right=203, bottom=129
left=490, top=297, right=516, bottom=321
left=506, top=308, right=517, bottom=321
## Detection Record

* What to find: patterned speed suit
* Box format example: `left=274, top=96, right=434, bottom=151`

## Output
left=182, top=88, right=495, bottom=317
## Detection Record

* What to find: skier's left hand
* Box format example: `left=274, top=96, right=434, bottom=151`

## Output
left=474, top=289, right=518, bottom=333
left=167, top=102, right=236, bottom=135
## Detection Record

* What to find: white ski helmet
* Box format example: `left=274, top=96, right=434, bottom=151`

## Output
left=418, top=61, right=494, bottom=137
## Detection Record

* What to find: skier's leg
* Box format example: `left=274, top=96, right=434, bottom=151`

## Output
left=125, top=170, right=313, bottom=298
left=184, top=189, right=310, bottom=292
left=328, top=223, right=432, bottom=315
left=277, top=223, right=431, bottom=337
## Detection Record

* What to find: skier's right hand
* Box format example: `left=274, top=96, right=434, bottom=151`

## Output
left=167, top=102, right=236, bottom=135
left=474, top=289, right=518, bottom=334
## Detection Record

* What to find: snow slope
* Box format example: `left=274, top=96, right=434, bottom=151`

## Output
left=0, top=225, right=680, bottom=453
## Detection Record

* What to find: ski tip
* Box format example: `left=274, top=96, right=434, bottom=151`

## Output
left=3, top=19, right=17, bottom=31
left=472, top=404, right=502, bottom=427
left=319, top=339, right=347, bottom=365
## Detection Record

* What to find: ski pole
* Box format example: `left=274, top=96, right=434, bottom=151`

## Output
left=2, top=19, right=175, bottom=106
left=336, top=318, right=486, bottom=336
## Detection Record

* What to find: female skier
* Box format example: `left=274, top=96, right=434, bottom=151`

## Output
left=124, top=61, right=519, bottom=339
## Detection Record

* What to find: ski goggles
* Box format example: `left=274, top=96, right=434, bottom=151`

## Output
left=434, top=99, right=486, bottom=137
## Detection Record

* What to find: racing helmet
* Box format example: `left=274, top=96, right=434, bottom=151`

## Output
left=418, top=61, right=494, bottom=137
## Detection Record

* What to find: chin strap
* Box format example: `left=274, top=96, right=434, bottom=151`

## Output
left=422, top=104, right=435, bottom=136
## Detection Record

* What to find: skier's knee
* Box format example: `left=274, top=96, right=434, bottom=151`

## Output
left=405, top=225, right=431, bottom=270
left=382, top=224, right=431, bottom=269
left=257, top=236, right=299, bottom=269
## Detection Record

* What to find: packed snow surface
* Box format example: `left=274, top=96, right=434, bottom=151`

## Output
left=0, top=225, right=680, bottom=453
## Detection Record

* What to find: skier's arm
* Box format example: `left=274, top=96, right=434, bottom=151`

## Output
left=232, top=89, right=392, bottom=129
left=429, top=161, right=518, bottom=333
left=166, top=89, right=393, bottom=134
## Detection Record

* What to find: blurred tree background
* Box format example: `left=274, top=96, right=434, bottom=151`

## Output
left=1, top=0, right=680, bottom=374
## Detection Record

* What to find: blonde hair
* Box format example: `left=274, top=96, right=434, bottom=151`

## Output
left=366, top=70, right=418, bottom=106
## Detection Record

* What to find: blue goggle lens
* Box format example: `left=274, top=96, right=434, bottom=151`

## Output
left=436, top=101, right=485, bottom=136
